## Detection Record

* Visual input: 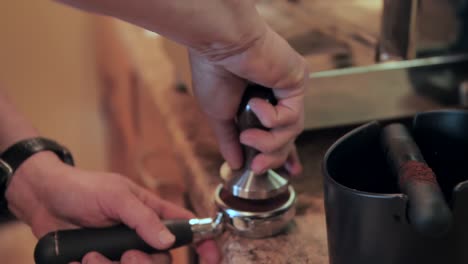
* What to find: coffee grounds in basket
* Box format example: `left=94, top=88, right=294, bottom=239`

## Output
left=218, top=188, right=290, bottom=213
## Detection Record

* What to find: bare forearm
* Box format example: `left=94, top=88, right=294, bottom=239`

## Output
left=0, top=90, right=39, bottom=150
left=57, top=0, right=266, bottom=53
left=0, top=89, right=58, bottom=222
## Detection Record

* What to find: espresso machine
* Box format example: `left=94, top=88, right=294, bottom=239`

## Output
left=260, top=0, right=468, bottom=130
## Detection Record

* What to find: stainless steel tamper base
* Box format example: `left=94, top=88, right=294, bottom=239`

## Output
left=214, top=184, right=296, bottom=238
left=221, top=162, right=290, bottom=200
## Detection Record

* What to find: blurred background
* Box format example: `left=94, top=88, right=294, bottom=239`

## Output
left=0, top=1, right=106, bottom=263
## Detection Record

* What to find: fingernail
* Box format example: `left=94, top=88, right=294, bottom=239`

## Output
left=227, top=160, right=241, bottom=170
left=127, top=255, right=138, bottom=264
left=203, top=254, right=221, bottom=264
left=158, top=229, right=175, bottom=246
left=239, top=133, right=252, bottom=144
left=286, top=161, right=303, bottom=177
left=230, top=163, right=242, bottom=170
left=253, top=166, right=267, bottom=175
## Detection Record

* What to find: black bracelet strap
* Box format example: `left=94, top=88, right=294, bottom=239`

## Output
left=0, top=137, right=74, bottom=217
left=1, top=138, right=74, bottom=172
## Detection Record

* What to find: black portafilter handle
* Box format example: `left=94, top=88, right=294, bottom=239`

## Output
left=34, top=220, right=193, bottom=264
left=381, top=123, right=452, bottom=237
left=237, top=83, right=277, bottom=168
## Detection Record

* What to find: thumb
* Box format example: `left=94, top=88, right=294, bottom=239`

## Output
left=113, top=192, right=175, bottom=249
left=190, top=52, right=245, bottom=169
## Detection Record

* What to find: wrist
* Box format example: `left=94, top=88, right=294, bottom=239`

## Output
left=5, top=152, right=65, bottom=222
left=185, top=2, right=268, bottom=60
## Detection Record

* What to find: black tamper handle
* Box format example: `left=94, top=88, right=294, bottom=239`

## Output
left=237, top=83, right=277, bottom=169
left=381, top=123, right=452, bottom=237
left=34, top=220, right=193, bottom=264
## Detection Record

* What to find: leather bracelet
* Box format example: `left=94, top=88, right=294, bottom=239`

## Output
left=0, top=137, right=74, bottom=216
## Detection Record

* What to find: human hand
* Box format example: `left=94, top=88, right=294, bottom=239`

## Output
left=189, top=13, right=307, bottom=176
left=5, top=152, right=220, bottom=264
left=58, top=0, right=306, bottom=177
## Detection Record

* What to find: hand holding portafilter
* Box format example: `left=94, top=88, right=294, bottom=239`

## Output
left=34, top=84, right=297, bottom=264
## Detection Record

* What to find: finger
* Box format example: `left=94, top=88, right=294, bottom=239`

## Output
left=135, top=188, right=195, bottom=219
left=121, top=250, right=171, bottom=264
left=285, top=145, right=303, bottom=176
left=113, top=193, right=175, bottom=249
left=149, top=253, right=172, bottom=264
left=136, top=192, right=221, bottom=264
left=209, top=118, right=243, bottom=170
left=189, top=52, right=246, bottom=169
left=189, top=52, right=245, bottom=118
left=218, top=28, right=306, bottom=140
left=196, top=240, right=221, bottom=264
left=248, top=97, right=302, bottom=128
left=240, top=125, right=301, bottom=153
left=82, top=252, right=113, bottom=264
left=121, top=250, right=153, bottom=264
left=251, top=143, right=292, bottom=173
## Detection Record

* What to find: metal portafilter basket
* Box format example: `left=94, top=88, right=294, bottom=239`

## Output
left=34, top=84, right=296, bottom=264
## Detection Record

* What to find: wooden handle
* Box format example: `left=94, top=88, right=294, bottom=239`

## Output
left=237, top=83, right=277, bottom=169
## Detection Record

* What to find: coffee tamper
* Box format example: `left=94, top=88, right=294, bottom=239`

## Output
left=213, top=83, right=296, bottom=237
left=221, top=83, right=290, bottom=200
